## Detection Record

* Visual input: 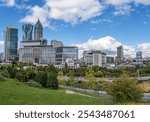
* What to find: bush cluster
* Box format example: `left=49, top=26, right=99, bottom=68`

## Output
left=0, top=63, right=59, bottom=89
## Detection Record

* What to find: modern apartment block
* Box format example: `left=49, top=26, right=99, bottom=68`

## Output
left=83, top=50, right=106, bottom=67
left=4, top=26, right=18, bottom=62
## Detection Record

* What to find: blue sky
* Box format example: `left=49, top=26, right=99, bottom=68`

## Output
left=1, top=0, right=150, bottom=57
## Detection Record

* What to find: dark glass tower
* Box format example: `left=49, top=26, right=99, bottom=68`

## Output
left=22, top=24, right=33, bottom=41
left=4, top=26, right=18, bottom=62
left=34, top=19, right=43, bottom=40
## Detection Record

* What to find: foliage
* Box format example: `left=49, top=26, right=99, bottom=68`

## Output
left=67, top=70, right=75, bottom=86
left=57, top=71, right=65, bottom=85
left=47, top=71, right=59, bottom=89
left=85, top=68, right=96, bottom=89
left=94, top=71, right=104, bottom=77
left=0, top=75, right=5, bottom=82
left=7, top=66, right=18, bottom=78
left=26, top=80, right=42, bottom=88
left=106, top=73, right=144, bottom=103
left=35, top=71, right=47, bottom=87
left=15, top=71, right=28, bottom=82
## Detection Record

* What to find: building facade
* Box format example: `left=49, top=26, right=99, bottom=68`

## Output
left=34, top=19, right=43, bottom=40
left=107, top=56, right=115, bottom=63
left=51, top=40, right=63, bottom=47
left=4, top=26, right=18, bottom=62
left=55, top=46, right=78, bottom=65
left=19, top=45, right=56, bottom=64
left=83, top=50, right=106, bottom=67
left=22, top=24, right=33, bottom=41
left=116, top=45, right=124, bottom=63
left=136, top=51, right=143, bottom=65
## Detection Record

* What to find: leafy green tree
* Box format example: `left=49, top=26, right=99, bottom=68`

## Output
left=47, top=71, right=59, bottom=89
left=85, top=68, right=96, bottom=90
left=35, top=71, right=47, bottom=87
left=67, top=70, right=75, bottom=86
left=107, top=73, right=144, bottom=103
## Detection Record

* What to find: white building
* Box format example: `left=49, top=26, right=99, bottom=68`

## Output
left=83, top=50, right=106, bottom=67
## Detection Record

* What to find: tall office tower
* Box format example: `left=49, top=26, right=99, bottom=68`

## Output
left=117, top=45, right=124, bottom=63
left=136, top=51, right=143, bottom=65
left=4, top=26, right=18, bottom=62
left=34, top=19, right=43, bottom=40
left=22, top=24, right=33, bottom=41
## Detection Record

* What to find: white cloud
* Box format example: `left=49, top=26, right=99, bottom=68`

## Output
left=20, top=0, right=104, bottom=27
left=0, top=41, right=4, bottom=45
left=20, top=5, right=50, bottom=28
left=75, top=36, right=135, bottom=58
left=138, top=43, right=150, bottom=57
left=134, top=0, right=150, bottom=5
left=106, top=0, right=131, bottom=5
left=90, top=19, right=112, bottom=24
left=46, top=0, right=104, bottom=24
left=7, top=0, right=15, bottom=7
left=113, top=4, right=131, bottom=15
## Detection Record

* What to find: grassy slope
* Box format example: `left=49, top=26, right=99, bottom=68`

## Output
left=0, top=78, right=111, bottom=105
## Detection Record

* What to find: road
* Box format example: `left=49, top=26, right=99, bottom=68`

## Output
left=60, top=85, right=150, bottom=100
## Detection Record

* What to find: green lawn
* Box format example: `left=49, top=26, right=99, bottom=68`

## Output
left=0, top=78, right=112, bottom=105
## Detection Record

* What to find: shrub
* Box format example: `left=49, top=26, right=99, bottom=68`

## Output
left=107, top=73, right=144, bottom=103
left=0, top=75, right=5, bottom=82
left=15, top=71, right=28, bottom=82
left=26, top=80, right=42, bottom=88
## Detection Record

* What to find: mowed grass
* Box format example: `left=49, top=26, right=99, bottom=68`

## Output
left=0, top=78, right=112, bottom=105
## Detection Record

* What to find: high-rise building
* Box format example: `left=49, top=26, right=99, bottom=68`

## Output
left=83, top=50, right=106, bottom=67
left=34, top=19, right=43, bottom=40
left=136, top=51, right=143, bottom=65
left=22, top=24, right=33, bottom=41
left=4, top=26, right=18, bottom=62
left=116, top=45, right=124, bottom=63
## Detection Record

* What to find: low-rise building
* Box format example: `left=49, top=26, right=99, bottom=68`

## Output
left=83, top=50, right=106, bottom=67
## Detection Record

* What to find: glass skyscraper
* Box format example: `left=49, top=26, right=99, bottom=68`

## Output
left=4, top=26, right=18, bottom=62
left=22, top=24, right=33, bottom=41
left=34, top=19, right=43, bottom=40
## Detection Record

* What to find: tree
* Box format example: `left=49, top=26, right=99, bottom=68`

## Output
left=47, top=71, right=59, bottom=89
left=57, top=71, right=65, bottom=85
left=107, top=73, right=144, bottom=103
left=67, top=70, right=75, bottom=86
left=85, top=68, right=96, bottom=90
left=35, top=71, right=47, bottom=87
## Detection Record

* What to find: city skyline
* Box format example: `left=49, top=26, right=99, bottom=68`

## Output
left=1, top=0, right=150, bottom=58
